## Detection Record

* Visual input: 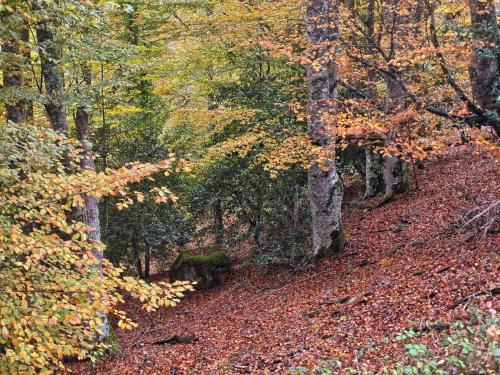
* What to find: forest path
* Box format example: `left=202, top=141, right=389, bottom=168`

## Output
left=72, top=146, right=499, bottom=374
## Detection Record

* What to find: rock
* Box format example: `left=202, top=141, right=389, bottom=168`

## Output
left=169, top=249, right=231, bottom=289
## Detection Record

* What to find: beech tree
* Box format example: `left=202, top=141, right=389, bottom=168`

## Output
left=1, top=7, right=27, bottom=124
left=306, top=0, right=345, bottom=257
left=380, top=0, right=416, bottom=199
left=363, top=0, right=385, bottom=199
left=34, top=4, right=69, bottom=133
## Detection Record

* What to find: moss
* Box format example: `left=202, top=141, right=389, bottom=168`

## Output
left=316, top=230, right=346, bottom=259
left=172, top=249, right=230, bottom=269
left=394, top=169, right=410, bottom=195
left=169, top=248, right=231, bottom=289
left=103, top=329, right=121, bottom=356
left=331, top=231, right=346, bottom=253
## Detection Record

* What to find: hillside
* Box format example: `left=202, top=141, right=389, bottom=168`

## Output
left=71, top=146, right=499, bottom=374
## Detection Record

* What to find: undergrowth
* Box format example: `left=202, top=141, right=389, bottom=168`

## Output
left=291, top=306, right=499, bottom=374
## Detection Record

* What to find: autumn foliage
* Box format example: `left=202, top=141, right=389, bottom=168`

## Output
left=0, top=122, right=193, bottom=372
left=0, top=0, right=499, bottom=373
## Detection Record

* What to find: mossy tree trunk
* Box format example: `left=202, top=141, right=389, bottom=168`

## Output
left=133, top=245, right=144, bottom=279
left=365, top=147, right=385, bottom=198
left=21, top=26, right=33, bottom=123
left=383, top=134, right=409, bottom=198
left=306, top=0, right=344, bottom=258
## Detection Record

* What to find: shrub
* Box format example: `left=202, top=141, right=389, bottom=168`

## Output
left=290, top=307, right=499, bottom=374
left=0, top=123, right=193, bottom=372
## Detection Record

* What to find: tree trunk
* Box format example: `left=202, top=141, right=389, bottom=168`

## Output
left=253, top=193, right=264, bottom=250
left=213, top=199, right=224, bottom=247
left=74, top=64, right=110, bottom=339
left=468, top=0, right=500, bottom=122
left=21, top=26, right=34, bottom=123
left=365, top=147, right=385, bottom=198
left=133, top=245, right=144, bottom=279
left=306, top=0, right=344, bottom=258
left=1, top=10, right=26, bottom=124
left=363, top=0, right=385, bottom=199
left=383, top=77, right=410, bottom=198
left=74, top=66, right=102, bottom=251
left=35, top=18, right=69, bottom=132
left=381, top=0, right=411, bottom=199
left=383, top=135, right=409, bottom=197
left=144, top=248, right=151, bottom=279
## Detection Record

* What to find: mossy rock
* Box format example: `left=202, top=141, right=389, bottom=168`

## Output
left=169, top=248, right=231, bottom=290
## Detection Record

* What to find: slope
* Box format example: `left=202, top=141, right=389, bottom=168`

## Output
left=71, top=146, right=499, bottom=374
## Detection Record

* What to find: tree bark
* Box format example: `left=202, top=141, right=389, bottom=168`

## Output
left=381, top=0, right=411, bottom=199
left=21, top=26, right=34, bottom=123
left=133, top=245, right=144, bottom=279
left=363, top=0, right=385, bottom=198
left=365, top=147, right=385, bottom=198
left=35, top=17, right=69, bottom=132
left=144, top=247, right=151, bottom=279
left=468, top=0, right=500, bottom=125
left=383, top=78, right=410, bottom=198
left=74, top=64, right=110, bottom=339
left=306, top=0, right=344, bottom=258
left=213, top=199, right=224, bottom=247
left=1, top=10, right=26, bottom=124
left=75, top=66, right=103, bottom=265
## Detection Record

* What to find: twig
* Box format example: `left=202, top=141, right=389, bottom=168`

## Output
left=462, top=200, right=499, bottom=228
left=449, top=287, right=500, bottom=309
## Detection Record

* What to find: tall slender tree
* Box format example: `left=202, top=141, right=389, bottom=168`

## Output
left=306, top=0, right=344, bottom=257
left=34, top=2, right=110, bottom=337
left=363, top=0, right=385, bottom=199
left=35, top=6, right=69, bottom=132
left=1, top=9, right=26, bottom=124
left=381, top=0, right=415, bottom=200
left=74, top=63, right=110, bottom=337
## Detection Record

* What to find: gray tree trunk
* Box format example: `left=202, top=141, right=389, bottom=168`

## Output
left=365, top=147, right=385, bottom=198
left=133, top=245, right=144, bottom=279
left=21, top=26, right=34, bottom=123
left=363, top=0, right=385, bottom=199
left=468, top=0, right=500, bottom=125
left=383, top=77, right=410, bottom=198
left=75, top=65, right=110, bottom=339
left=381, top=0, right=411, bottom=199
left=2, top=40, right=25, bottom=124
left=35, top=19, right=69, bottom=133
left=306, top=0, right=344, bottom=258
left=1, top=10, right=26, bottom=124
left=383, top=132, right=409, bottom=197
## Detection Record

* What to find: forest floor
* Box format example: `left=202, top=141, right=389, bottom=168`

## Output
left=71, top=145, right=499, bottom=374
